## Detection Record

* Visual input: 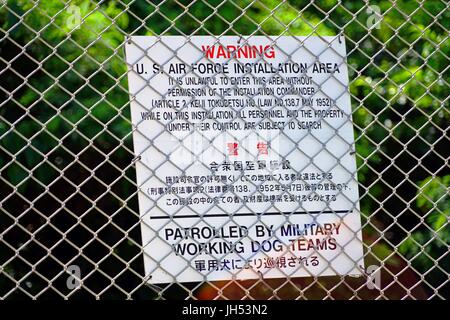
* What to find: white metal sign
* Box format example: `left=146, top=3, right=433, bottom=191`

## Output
left=125, top=36, right=364, bottom=283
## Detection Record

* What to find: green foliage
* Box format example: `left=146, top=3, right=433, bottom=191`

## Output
left=400, top=175, right=450, bottom=262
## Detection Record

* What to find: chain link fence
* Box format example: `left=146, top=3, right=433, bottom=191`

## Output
left=0, top=0, right=448, bottom=300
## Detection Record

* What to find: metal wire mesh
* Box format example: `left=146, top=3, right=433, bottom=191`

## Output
left=0, top=0, right=449, bottom=300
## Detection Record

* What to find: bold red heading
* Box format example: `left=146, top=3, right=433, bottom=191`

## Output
left=201, top=44, right=275, bottom=59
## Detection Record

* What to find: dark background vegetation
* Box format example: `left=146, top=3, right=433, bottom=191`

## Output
left=0, top=0, right=448, bottom=299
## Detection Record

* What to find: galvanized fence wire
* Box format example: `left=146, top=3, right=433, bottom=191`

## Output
left=0, top=0, right=449, bottom=300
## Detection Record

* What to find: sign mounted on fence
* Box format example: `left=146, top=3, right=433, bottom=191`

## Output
left=125, top=36, right=364, bottom=284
